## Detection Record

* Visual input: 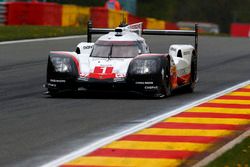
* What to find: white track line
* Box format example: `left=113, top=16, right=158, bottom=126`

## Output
left=193, top=130, right=250, bottom=167
left=0, top=35, right=86, bottom=45
left=41, top=80, right=250, bottom=167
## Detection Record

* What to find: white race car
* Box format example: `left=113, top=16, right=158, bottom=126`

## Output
left=46, top=21, right=198, bottom=97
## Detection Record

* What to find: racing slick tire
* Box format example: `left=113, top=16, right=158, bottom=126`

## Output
left=157, top=57, right=172, bottom=98
left=48, top=88, right=60, bottom=97
left=48, top=87, right=77, bottom=97
left=186, top=52, right=197, bottom=93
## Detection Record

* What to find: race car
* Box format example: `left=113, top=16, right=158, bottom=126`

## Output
left=45, top=21, right=198, bottom=97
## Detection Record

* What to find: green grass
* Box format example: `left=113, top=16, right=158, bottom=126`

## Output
left=0, top=25, right=86, bottom=42
left=0, top=25, right=229, bottom=42
left=206, top=136, right=250, bottom=167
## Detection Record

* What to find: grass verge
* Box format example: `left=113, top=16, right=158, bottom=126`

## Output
left=206, top=136, right=250, bottom=167
left=0, top=26, right=86, bottom=42
left=0, top=25, right=230, bottom=42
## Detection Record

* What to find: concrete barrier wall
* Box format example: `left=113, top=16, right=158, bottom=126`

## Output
left=4, top=3, right=179, bottom=31
left=165, top=22, right=179, bottom=30
left=6, top=2, right=28, bottom=25
left=108, top=9, right=127, bottom=28
left=27, top=3, right=61, bottom=26
left=231, top=23, right=250, bottom=37
left=127, top=13, right=147, bottom=29
left=90, top=7, right=109, bottom=28
left=62, top=5, right=89, bottom=27
left=6, top=2, right=61, bottom=26
left=146, top=18, right=165, bottom=30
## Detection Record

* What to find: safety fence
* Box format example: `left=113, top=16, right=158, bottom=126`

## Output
left=2, top=2, right=178, bottom=30
left=231, top=23, right=250, bottom=37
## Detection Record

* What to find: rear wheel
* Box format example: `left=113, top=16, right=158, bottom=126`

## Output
left=186, top=52, right=197, bottom=92
left=157, top=58, right=172, bottom=98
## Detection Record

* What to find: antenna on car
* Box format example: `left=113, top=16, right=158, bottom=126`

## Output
left=119, top=13, right=128, bottom=27
left=87, top=20, right=92, bottom=43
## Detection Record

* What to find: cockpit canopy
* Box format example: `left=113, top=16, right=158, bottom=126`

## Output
left=91, top=40, right=149, bottom=58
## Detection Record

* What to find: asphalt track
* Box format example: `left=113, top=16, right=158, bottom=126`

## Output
left=0, top=35, right=250, bottom=167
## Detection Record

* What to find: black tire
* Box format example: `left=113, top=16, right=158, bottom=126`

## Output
left=186, top=52, right=197, bottom=93
left=158, top=58, right=172, bottom=98
left=48, top=88, right=77, bottom=97
left=48, top=88, right=60, bottom=97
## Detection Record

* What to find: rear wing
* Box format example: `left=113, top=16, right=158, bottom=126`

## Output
left=87, top=21, right=198, bottom=54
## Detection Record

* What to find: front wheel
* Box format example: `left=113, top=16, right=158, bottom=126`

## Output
left=48, top=88, right=77, bottom=97
left=48, top=88, right=60, bottom=97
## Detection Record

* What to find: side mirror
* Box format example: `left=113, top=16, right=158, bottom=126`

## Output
left=147, top=46, right=151, bottom=53
left=138, top=49, right=142, bottom=55
left=76, top=47, right=80, bottom=54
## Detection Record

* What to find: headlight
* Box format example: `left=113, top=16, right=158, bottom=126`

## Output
left=50, top=57, right=72, bottom=73
left=130, top=59, right=157, bottom=74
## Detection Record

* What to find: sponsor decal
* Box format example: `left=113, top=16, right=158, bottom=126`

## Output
left=183, top=51, right=191, bottom=55
left=80, top=73, right=88, bottom=77
left=94, top=66, right=114, bottom=74
left=135, top=81, right=154, bottom=85
left=50, top=79, right=66, bottom=83
left=89, top=66, right=116, bottom=80
left=78, top=77, right=89, bottom=81
left=177, top=67, right=190, bottom=76
left=116, top=74, right=126, bottom=78
left=114, top=77, right=125, bottom=82
left=170, top=47, right=177, bottom=52
left=47, top=83, right=56, bottom=87
left=170, top=66, right=178, bottom=89
left=83, top=45, right=93, bottom=50
left=144, top=86, right=158, bottom=90
left=114, top=74, right=126, bottom=82
left=79, top=73, right=90, bottom=81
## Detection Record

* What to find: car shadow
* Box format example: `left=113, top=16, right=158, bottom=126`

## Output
left=44, top=86, right=193, bottom=100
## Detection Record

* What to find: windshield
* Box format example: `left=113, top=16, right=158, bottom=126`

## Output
left=91, top=41, right=141, bottom=58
